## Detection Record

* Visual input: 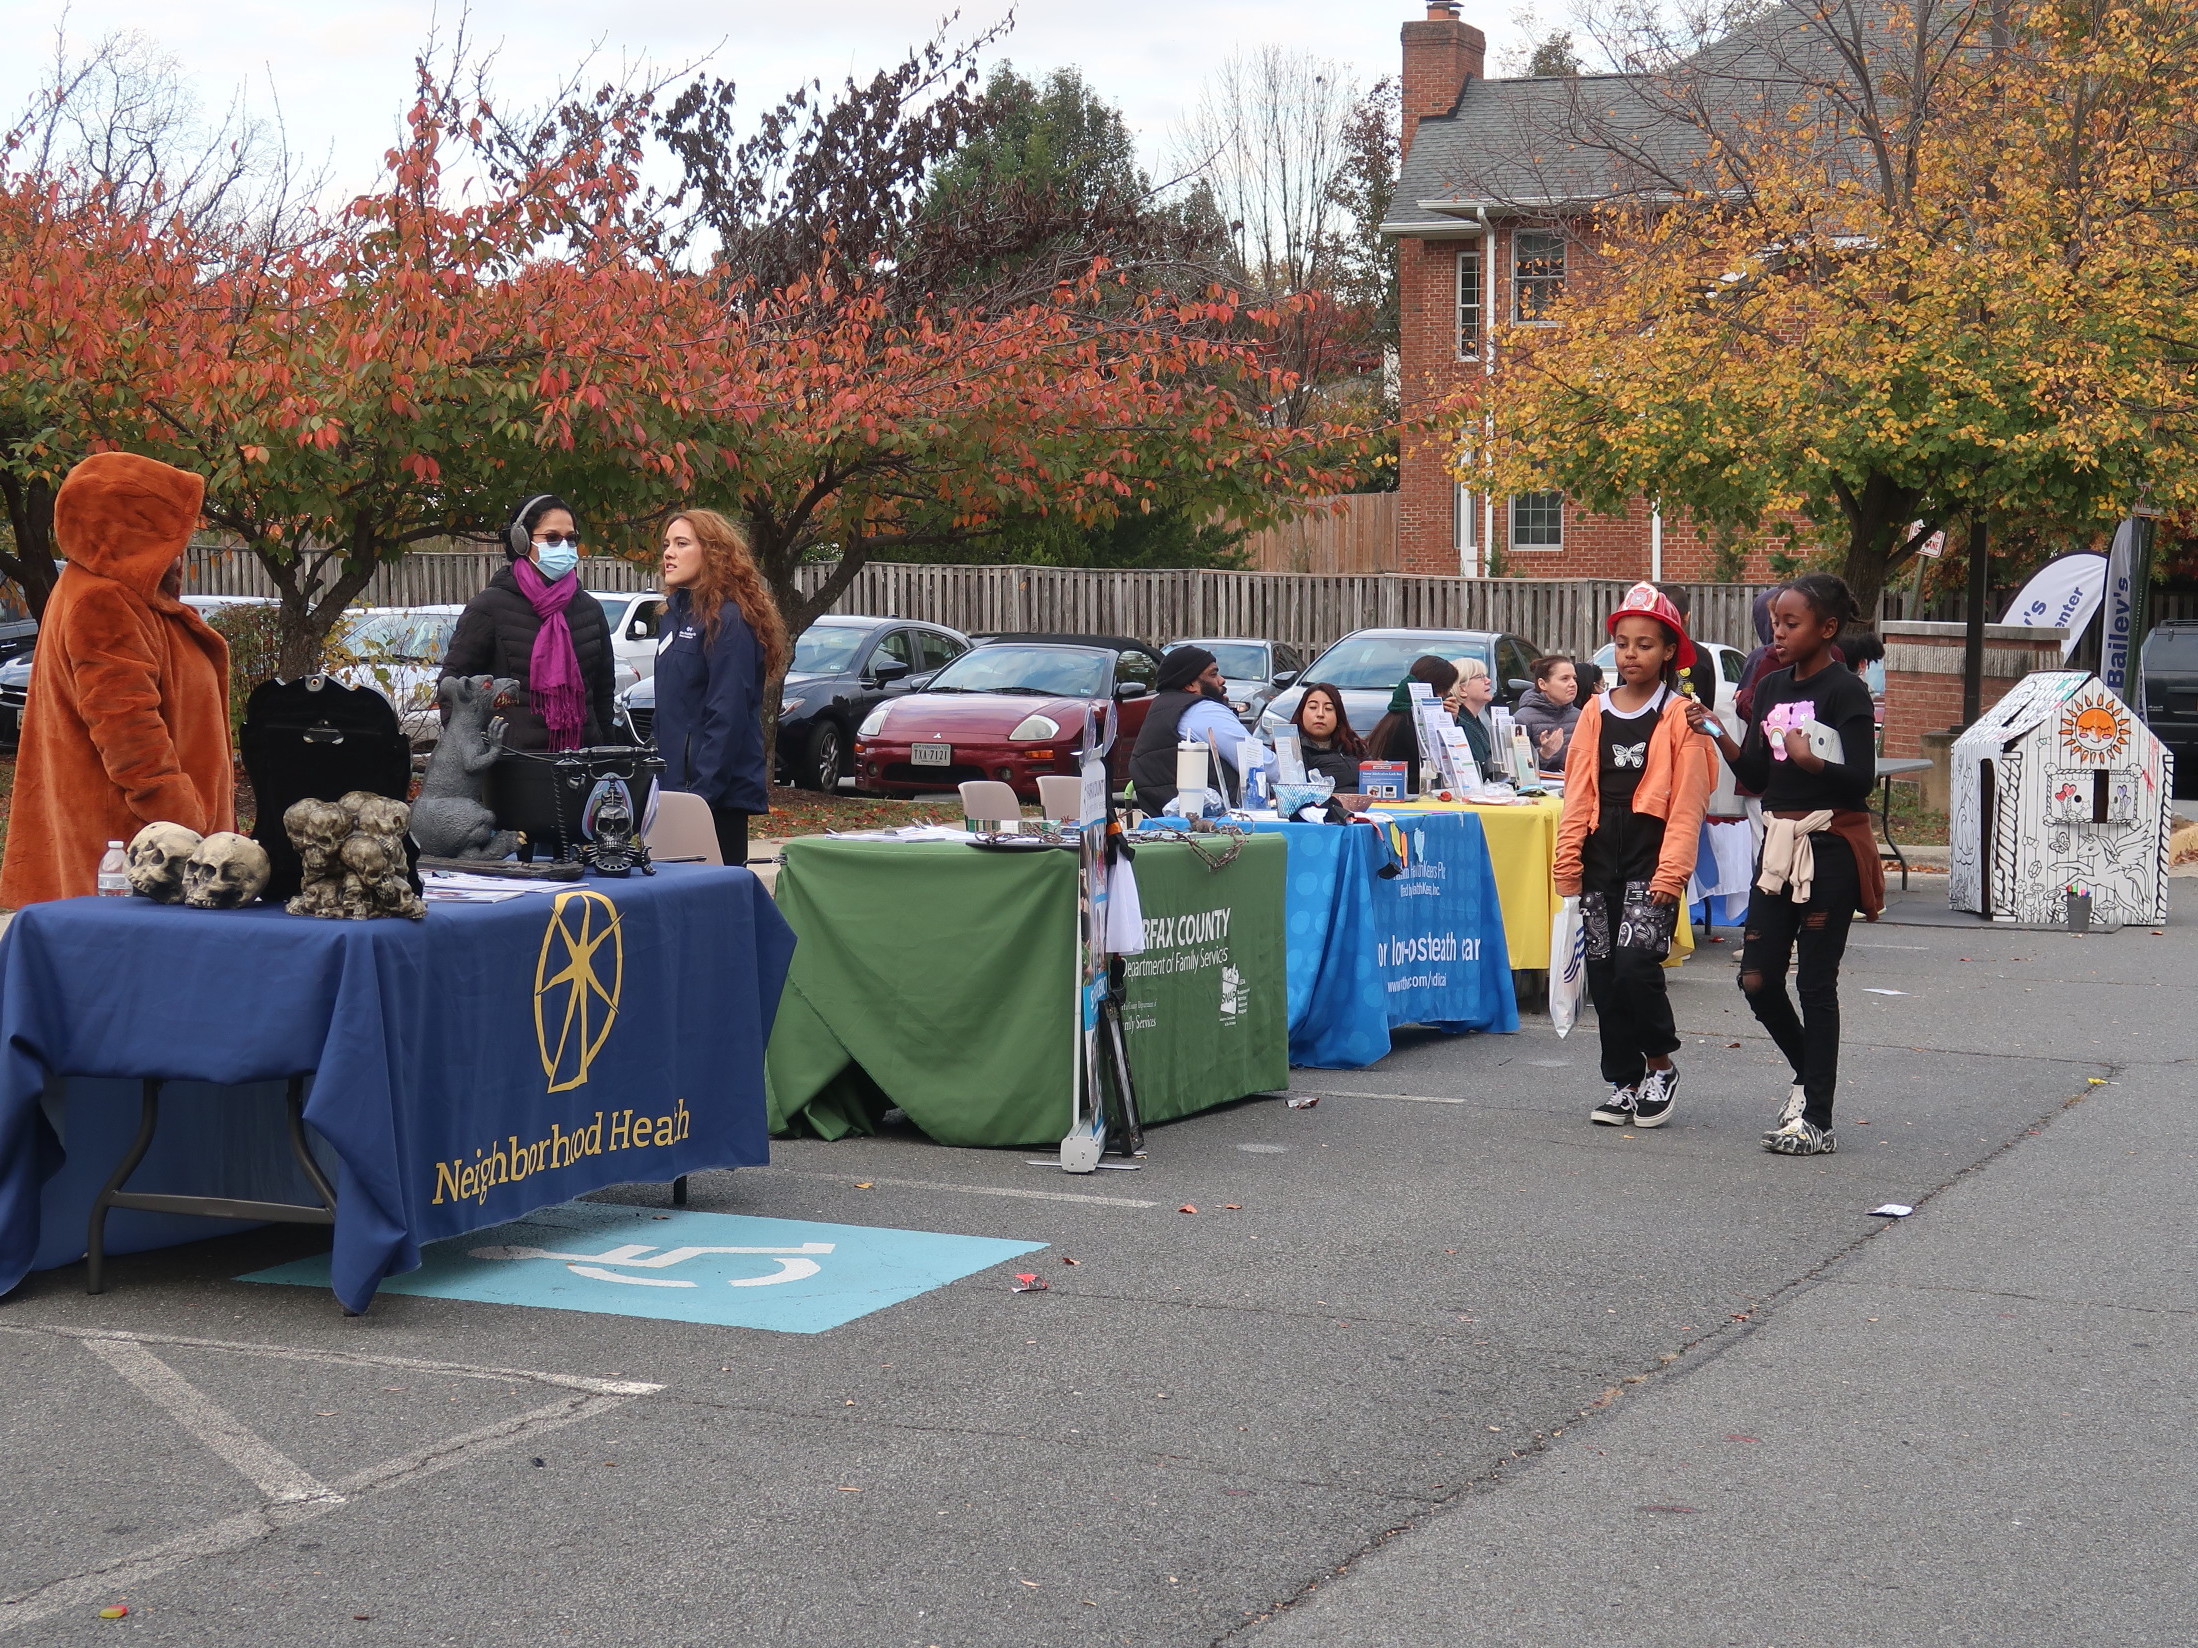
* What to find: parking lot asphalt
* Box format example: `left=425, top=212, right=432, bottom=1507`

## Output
left=1, top=889, right=2174, bottom=1647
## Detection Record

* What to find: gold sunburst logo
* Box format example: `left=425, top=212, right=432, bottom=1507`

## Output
left=533, top=889, right=624, bottom=1092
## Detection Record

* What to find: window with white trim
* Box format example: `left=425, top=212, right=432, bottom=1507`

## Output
left=1456, top=246, right=1482, bottom=357
left=1513, top=229, right=1565, bottom=322
left=1510, top=491, right=1564, bottom=550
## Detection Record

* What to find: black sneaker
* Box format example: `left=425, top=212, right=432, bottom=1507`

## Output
left=1632, top=1065, right=1678, bottom=1127
left=1764, top=1119, right=1837, bottom=1155
left=1590, top=1084, right=1637, bottom=1126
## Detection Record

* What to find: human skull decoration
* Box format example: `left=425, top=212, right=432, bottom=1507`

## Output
left=285, top=792, right=424, bottom=920
left=126, top=822, right=203, bottom=902
left=182, top=832, right=272, bottom=909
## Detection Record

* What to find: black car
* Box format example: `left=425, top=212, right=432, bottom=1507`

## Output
left=620, top=614, right=974, bottom=792
left=2141, top=621, right=2198, bottom=770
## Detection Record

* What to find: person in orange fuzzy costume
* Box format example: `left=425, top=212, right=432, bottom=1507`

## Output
left=0, top=453, right=233, bottom=907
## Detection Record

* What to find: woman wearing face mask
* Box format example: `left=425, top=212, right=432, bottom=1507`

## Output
left=651, top=509, right=790, bottom=868
left=439, top=493, right=619, bottom=750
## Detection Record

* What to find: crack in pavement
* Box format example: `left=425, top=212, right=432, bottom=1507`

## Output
left=1206, top=1064, right=2124, bottom=1647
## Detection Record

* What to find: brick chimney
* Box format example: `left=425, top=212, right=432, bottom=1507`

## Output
left=1402, top=2, right=1488, bottom=158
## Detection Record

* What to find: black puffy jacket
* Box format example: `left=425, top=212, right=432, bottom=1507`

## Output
left=438, top=564, right=619, bottom=749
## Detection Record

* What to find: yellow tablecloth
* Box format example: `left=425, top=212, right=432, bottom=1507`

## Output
left=1380, top=796, right=1693, bottom=969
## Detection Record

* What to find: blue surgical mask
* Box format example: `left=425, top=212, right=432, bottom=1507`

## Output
left=533, top=541, right=579, bottom=579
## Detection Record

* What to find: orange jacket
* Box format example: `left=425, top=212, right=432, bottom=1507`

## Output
left=1552, top=691, right=1717, bottom=902
left=0, top=453, right=233, bottom=907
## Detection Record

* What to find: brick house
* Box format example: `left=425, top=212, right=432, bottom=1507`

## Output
left=1383, top=2, right=1787, bottom=582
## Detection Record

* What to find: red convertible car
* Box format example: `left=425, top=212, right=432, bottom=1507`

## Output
left=852, top=635, right=1161, bottom=797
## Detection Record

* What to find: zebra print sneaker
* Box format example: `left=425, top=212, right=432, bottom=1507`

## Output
left=1762, top=1084, right=1805, bottom=1141
left=1764, top=1119, right=1837, bottom=1156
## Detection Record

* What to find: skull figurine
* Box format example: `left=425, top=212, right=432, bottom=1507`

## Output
left=285, top=798, right=356, bottom=918
left=126, top=822, right=203, bottom=902
left=182, top=832, right=272, bottom=909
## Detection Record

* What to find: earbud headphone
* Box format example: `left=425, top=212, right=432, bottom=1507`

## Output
left=506, top=494, right=556, bottom=560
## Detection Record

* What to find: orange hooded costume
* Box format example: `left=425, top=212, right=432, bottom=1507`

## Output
left=0, top=453, right=233, bottom=907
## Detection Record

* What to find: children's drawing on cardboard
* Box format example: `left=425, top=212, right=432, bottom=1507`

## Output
left=1948, top=672, right=2171, bottom=925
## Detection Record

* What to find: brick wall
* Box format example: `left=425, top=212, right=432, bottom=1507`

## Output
left=1880, top=623, right=2070, bottom=756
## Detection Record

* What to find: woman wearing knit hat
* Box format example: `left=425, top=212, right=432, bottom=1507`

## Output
left=1552, top=583, right=1717, bottom=1129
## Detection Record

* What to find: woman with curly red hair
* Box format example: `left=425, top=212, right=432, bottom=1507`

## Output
left=653, top=509, right=791, bottom=868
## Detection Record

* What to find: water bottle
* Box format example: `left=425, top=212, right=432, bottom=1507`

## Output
left=96, top=840, right=129, bottom=896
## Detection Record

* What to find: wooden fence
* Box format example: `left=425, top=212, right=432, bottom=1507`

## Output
left=1238, top=493, right=1400, bottom=574
left=185, top=544, right=2183, bottom=663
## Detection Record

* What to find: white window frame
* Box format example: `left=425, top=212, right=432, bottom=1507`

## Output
left=1456, top=246, right=1482, bottom=359
left=1455, top=482, right=1482, bottom=576
left=1509, top=491, right=1565, bottom=551
left=1512, top=228, right=1566, bottom=324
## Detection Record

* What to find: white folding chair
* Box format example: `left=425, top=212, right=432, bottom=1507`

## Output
left=646, top=789, right=724, bottom=865
left=1035, top=774, right=1084, bottom=822
left=957, top=780, right=1022, bottom=826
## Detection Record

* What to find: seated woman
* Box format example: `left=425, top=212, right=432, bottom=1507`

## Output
left=1514, top=653, right=1581, bottom=771
left=1288, top=682, right=1366, bottom=791
left=1447, top=656, right=1498, bottom=771
left=439, top=493, right=618, bottom=750
left=1366, top=655, right=1459, bottom=775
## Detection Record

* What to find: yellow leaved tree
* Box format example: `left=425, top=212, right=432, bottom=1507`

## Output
left=1446, top=0, right=2198, bottom=613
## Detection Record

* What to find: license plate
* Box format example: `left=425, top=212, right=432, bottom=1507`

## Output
left=912, top=742, right=952, bottom=766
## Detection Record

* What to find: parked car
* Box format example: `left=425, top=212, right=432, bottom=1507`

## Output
left=1257, top=627, right=1542, bottom=744
left=2141, top=622, right=2198, bottom=770
left=853, top=634, right=1162, bottom=798
left=589, top=589, right=665, bottom=688
left=1164, top=637, right=1309, bottom=726
left=622, top=614, right=975, bottom=792
left=330, top=605, right=467, bottom=745
left=0, top=620, right=35, bottom=746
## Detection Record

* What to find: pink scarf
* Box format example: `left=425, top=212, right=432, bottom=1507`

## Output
left=510, top=557, right=585, bottom=751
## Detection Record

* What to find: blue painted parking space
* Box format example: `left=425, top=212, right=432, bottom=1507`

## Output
left=241, top=1201, right=1046, bottom=1332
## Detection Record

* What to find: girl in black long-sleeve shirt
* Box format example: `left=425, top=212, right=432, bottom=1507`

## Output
left=1686, top=575, right=1879, bottom=1155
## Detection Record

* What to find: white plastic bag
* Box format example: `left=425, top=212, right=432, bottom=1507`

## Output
left=1549, top=896, right=1586, bottom=1038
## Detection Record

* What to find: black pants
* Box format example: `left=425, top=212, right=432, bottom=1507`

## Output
left=712, top=807, right=750, bottom=868
left=1739, top=828, right=1858, bottom=1128
left=1582, top=806, right=1678, bottom=1089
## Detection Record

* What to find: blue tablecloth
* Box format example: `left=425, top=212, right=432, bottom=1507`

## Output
left=0, top=865, right=793, bottom=1312
left=1251, top=813, right=1516, bottom=1067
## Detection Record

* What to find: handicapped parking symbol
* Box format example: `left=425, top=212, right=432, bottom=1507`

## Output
left=469, top=1240, right=835, bottom=1288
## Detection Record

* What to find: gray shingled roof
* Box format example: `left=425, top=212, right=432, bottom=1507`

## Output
left=1384, top=0, right=1911, bottom=231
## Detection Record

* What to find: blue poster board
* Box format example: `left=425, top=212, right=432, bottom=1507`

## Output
left=0, top=865, right=792, bottom=1312
left=1251, top=812, right=1515, bottom=1068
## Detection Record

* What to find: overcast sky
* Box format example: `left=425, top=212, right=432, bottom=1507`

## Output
left=0, top=1, right=1534, bottom=189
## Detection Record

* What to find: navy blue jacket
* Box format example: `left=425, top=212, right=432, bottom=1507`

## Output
left=651, top=589, right=769, bottom=815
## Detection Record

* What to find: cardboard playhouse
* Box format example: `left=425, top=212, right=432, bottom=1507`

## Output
left=1948, top=671, right=2173, bottom=925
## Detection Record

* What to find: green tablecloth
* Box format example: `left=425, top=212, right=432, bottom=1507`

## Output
left=766, top=835, right=1288, bottom=1148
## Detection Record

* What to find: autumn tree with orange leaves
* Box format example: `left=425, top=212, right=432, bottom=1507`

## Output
left=1, top=48, right=1363, bottom=679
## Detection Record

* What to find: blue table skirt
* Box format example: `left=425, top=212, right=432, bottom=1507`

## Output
left=0, top=865, right=794, bottom=1311
left=1251, top=813, right=1516, bottom=1068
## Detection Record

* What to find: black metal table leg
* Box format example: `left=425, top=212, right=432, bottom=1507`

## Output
left=1877, top=775, right=1910, bottom=892
left=86, top=1079, right=164, bottom=1296
left=671, top=1175, right=689, bottom=1207
left=84, top=1074, right=334, bottom=1296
